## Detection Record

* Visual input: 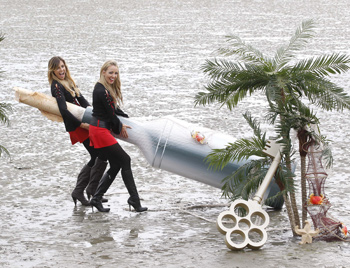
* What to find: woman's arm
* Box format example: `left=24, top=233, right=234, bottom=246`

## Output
left=76, top=93, right=90, bottom=108
left=115, top=106, right=129, bottom=118
left=51, top=82, right=82, bottom=131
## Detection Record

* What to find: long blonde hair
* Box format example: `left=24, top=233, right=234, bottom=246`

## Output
left=98, top=60, right=123, bottom=106
left=48, top=56, right=81, bottom=97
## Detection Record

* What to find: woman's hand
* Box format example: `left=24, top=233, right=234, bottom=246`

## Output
left=120, top=124, right=131, bottom=138
left=80, top=123, right=90, bottom=130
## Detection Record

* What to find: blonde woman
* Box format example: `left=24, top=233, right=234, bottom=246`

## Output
left=89, top=60, right=147, bottom=213
left=48, top=56, right=107, bottom=206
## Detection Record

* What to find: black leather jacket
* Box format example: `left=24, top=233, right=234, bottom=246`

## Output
left=51, top=81, right=90, bottom=132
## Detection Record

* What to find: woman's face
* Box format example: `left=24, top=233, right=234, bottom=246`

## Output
left=53, top=60, right=66, bottom=80
left=102, top=65, right=118, bottom=85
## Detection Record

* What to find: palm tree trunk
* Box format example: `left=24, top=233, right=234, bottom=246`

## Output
left=283, top=192, right=297, bottom=236
left=297, top=128, right=309, bottom=228
left=300, top=155, right=307, bottom=227
left=275, top=168, right=298, bottom=236
left=278, top=89, right=300, bottom=231
left=286, top=157, right=301, bottom=232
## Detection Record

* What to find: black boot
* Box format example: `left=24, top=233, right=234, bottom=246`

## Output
left=90, top=173, right=115, bottom=212
left=71, top=165, right=91, bottom=206
left=122, top=170, right=148, bottom=212
left=86, top=158, right=109, bottom=203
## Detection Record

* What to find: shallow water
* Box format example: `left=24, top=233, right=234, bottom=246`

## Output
left=1, top=0, right=350, bottom=267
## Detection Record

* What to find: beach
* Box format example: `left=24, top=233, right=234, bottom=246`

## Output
left=1, top=0, right=350, bottom=267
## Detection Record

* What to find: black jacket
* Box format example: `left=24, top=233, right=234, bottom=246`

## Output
left=51, top=81, right=90, bottom=132
left=91, top=82, right=128, bottom=134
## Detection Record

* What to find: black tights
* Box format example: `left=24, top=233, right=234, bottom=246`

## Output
left=97, top=143, right=131, bottom=179
left=83, top=138, right=99, bottom=167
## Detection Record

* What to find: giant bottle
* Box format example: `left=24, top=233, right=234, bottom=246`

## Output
left=83, top=108, right=283, bottom=208
left=14, top=87, right=283, bottom=208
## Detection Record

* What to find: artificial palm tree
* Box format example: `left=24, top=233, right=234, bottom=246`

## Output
left=195, top=20, right=350, bottom=234
left=0, top=32, right=12, bottom=158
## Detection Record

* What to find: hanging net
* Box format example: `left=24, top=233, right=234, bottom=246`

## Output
left=304, top=142, right=349, bottom=242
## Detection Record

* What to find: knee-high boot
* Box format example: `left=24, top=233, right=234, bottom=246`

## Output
left=71, top=165, right=91, bottom=206
left=90, top=173, right=115, bottom=212
left=86, top=157, right=108, bottom=202
left=122, top=170, right=148, bottom=212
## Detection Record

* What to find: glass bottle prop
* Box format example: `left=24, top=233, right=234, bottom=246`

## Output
left=83, top=107, right=282, bottom=208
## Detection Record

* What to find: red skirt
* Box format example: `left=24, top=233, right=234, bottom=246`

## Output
left=69, top=127, right=89, bottom=145
left=89, top=125, right=117, bottom=148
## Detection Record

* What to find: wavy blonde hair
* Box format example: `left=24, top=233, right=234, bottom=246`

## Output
left=48, top=56, right=81, bottom=97
left=98, top=60, right=123, bottom=106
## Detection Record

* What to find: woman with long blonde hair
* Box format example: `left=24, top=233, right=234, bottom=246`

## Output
left=48, top=56, right=108, bottom=206
left=89, top=60, right=147, bottom=213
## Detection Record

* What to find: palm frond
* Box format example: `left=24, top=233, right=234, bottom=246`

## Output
left=205, top=111, right=268, bottom=170
left=0, top=145, right=10, bottom=158
left=206, top=138, right=265, bottom=170
left=264, top=79, right=285, bottom=105
left=221, top=159, right=268, bottom=200
left=286, top=20, right=316, bottom=53
left=293, top=53, right=350, bottom=76
left=273, top=19, right=316, bottom=68
left=242, top=111, right=268, bottom=143
left=320, top=145, right=333, bottom=170
left=216, top=34, right=266, bottom=64
left=240, top=167, right=267, bottom=199
left=194, top=82, right=251, bottom=109
left=223, top=84, right=266, bottom=111
left=195, top=68, right=269, bottom=110
left=270, top=117, right=295, bottom=157
left=264, top=188, right=287, bottom=207
left=0, top=103, right=12, bottom=125
left=309, top=131, right=334, bottom=169
left=303, top=79, right=350, bottom=111
left=277, top=163, right=296, bottom=191
left=221, top=157, right=294, bottom=204
left=276, top=98, right=319, bottom=129
left=200, top=58, right=246, bottom=80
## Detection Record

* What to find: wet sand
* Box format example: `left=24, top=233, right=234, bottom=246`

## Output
left=1, top=0, right=350, bottom=267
